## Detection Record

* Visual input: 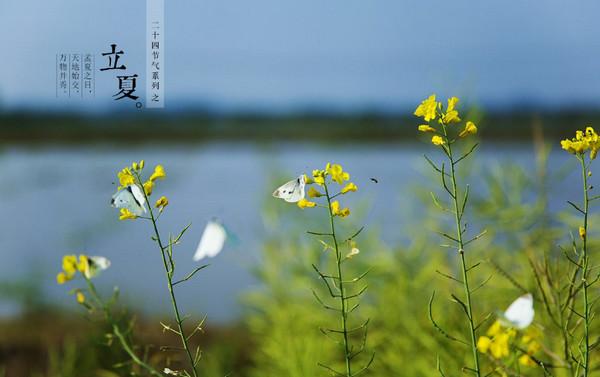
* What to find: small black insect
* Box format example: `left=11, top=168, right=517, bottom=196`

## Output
left=370, top=178, right=379, bottom=184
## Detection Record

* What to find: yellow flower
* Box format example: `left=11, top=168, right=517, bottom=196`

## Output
left=458, top=121, right=477, bottom=138
left=132, top=161, right=139, bottom=170
left=139, top=160, right=145, bottom=169
left=155, top=196, right=169, bottom=209
left=414, top=94, right=438, bottom=122
left=447, top=96, right=459, bottom=113
left=518, top=354, right=536, bottom=367
left=76, top=291, right=86, bottom=304
left=479, top=321, right=517, bottom=360
left=118, top=168, right=135, bottom=188
left=341, top=182, right=357, bottom=194
left=487, top=321, right=503, bottom=337
left=326, top=163, right=350, bottom=184
left=489, top=332, right=511, bottom=359
left=56, top=272, right=70, bottom=285
left=431, top=135, right=445, bottom=146
left=308, top=187, right=323, bottom=198
left=442, top=97, right=461, bottom=124
left=418, top=125, right=436, bottom=133
left=313, top=169, right=325, bottom=186
left=330, top=201, right=350, bottom=217
left=297, top=198, right=317, bottom=209
left=579, top=226, right=586, bottom=240
left=304, top=174, right=314, bottom=184
left=586, top=127, right=600, bottom=158
left=477, top=336, right=492, bottom=353
left=143, top=180, right=154, bottom=196
left=561, top=126, right=598, bottom=156
left=149, top=165, right=166, bottom=181
left=77, top=255, right=89, bottom=274
left=119, top=208, right=138, bottom=220
left=62, top=255, right=78, bottom=276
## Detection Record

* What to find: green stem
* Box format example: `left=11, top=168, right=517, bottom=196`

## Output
left=324, top=182, right=352, bottom=377
left=580, top=156, right=590, bottom=377
left=442, top=125, right=481, bottom=376
left=85, top=278, right=163, bottom=377
left=135, top=173, right=199, bottom=377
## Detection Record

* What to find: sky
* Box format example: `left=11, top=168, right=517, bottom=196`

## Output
left=1, top=0, right=600, bottom=114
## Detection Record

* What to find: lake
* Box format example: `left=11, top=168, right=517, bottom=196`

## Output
left=0, top=141, right=586, bottom=322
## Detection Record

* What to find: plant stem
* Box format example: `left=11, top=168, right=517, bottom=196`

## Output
left=443, top=126, right=481, bottom=376
left=150, top=207, right=199, bottom=377
left=324, top=182, right=352, bottom=377
left=135, top=174, right=199, bottom=377
left=580, top=156, right=590, bottom=377
left=85, top=278, right=163, bottom=377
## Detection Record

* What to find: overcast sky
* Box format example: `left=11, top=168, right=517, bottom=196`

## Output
left=1, top=1, right=600, bottom=113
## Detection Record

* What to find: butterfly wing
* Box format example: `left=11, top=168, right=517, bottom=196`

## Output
left=503, top=293, right=534, bottom=329
left=193, top=221, right=227, bottom=261
left=129, top=184, right=147, bottom=212
left=272, top=175, right=305, bottom=203
left=111, top=185, right=147, bottom=215
left=85, top=256, right=111, bottom=278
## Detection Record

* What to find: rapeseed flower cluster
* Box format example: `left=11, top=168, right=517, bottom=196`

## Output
left=297, top=163, right=356, bottom=218
left=414, top=94, right=477, bottom=145
left=56, top=254, right=110, bottom=303
left=561, top=126, right=600, bottom=159
left=477, top=321, right=541, bottom=367
left=112, top=160, right=168, bottom=220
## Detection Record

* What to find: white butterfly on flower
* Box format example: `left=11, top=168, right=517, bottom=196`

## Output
left=272, top=175, right=306, bottom=203
left=84, top=256, right=111, bottom=279
left=111, top=184, right=147, bottom=216
left=193, top=220, right=227, bottom=261
left=500, top=293, right=534, bottom=329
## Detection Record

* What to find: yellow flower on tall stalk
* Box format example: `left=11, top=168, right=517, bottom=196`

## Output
left=76, top=290, right=86, bottom=304
left=297, top=198, right=317, bottom=208
left=111, top=161, right=205, bottom=376
left=414, top=94, right=438, bottom=122
left=308, top=186, right=323, bottom=198
left=326, top=163, right=350, bottom=184
left=418, top=94, right=483, bottom=376
left=561, top=126, right=600, bottom=159
left=149, top=165, right=166, bottom=181
left=143, top=180, right=155, bottom=195
left=62, top=255, right=78, bottom=276
left=414, top=94, right=477, bottom=144
left=459, top=121, right=478, bottom=138
left=118, top=168, right=135, bottom=189
left=119, top=208, right=138, bottom=220
left=331, top=201, right=350, bottom=217
left=442, top=96, right=461, bottom=124
left=476, top=320, right=540, bottom=363
left=431, top=135, right=445, bottom=146
left=272, top=162, right=372, bottom=376
left=341, top=182, right=357, bottom=194
left=155, top=196, right=169, bottom=209
left=418, top=125, right=436, bottom=133
left=313, top=169, right=326, bottom=185
left=56, top=254, right=110, bottom=286
left=560, top=126, right=599, bottom=376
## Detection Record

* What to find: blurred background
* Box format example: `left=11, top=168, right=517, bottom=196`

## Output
left=1, top=1, right=600, bottom=376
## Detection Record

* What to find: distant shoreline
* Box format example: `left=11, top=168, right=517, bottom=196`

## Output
left=1, top=111, right=598, bottom=143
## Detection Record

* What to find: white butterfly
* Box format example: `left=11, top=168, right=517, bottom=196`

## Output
left=193, top=220, right=227, bottom=261
left=84, top=256, right=111, bottom=279
left=501, top=293, right=534, bottom=329
left=272, top=175, right=306, bottom=203
left=111, top=184, right=147, bottom=216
